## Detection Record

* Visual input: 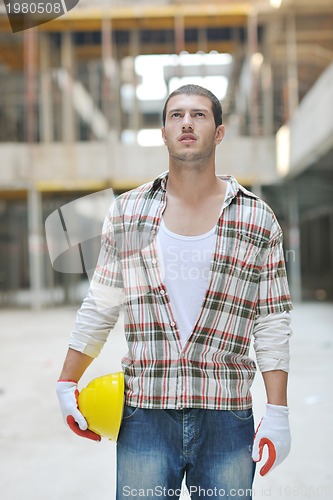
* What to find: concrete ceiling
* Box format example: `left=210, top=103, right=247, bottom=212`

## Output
left=0, top=1, right=332, bottom=133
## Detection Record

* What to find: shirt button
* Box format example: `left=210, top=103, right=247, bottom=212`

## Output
left=170, top=322, right=176, bottom=327
left=151, top=229, right=156, bottom=235
left=159, top=289, right=166, bottom=296
left=151, top=259, right=157, bottom=265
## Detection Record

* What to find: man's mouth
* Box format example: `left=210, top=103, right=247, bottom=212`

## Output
left=179, top=133, right=197, bottom=143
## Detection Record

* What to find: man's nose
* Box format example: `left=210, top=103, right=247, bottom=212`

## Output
left=182, top=113, right=193, bottom=129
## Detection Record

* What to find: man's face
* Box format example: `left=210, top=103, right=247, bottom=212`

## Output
left=161, top=94, right=224, bottom=165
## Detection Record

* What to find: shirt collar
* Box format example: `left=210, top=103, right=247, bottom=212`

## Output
left=151, top=171, right=169, bottom=192
left=217, top=175, right=259, bottom=203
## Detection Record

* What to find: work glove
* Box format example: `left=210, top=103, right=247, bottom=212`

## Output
left=56, top=380, right=101, bottom=442
left=252, top=403, right=291, bottom=476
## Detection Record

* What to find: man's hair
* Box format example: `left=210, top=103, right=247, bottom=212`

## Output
left=162, top=84, right=223, bottom=128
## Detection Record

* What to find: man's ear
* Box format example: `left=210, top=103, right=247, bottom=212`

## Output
left=215, top=124, right=225, bottom=144
left=161, top=127, right=167, bottom=144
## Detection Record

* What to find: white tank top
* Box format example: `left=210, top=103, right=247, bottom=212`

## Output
left=156, top=219, right=217, bottom=347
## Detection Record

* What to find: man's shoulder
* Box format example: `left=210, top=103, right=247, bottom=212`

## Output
left=226, top=177, right=274, bottom=215
left=110, top=172, right=167, bottom=222
left=116, top=171, right=167, bottom=204
left=228, top=179, right=282, bottom=240
left=116, top=180, right=154, bottom=202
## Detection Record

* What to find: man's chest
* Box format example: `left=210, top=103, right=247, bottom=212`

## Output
left=162, top=199, right=224, bottom=236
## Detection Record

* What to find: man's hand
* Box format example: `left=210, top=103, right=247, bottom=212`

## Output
left=252, top=403, right=291, bottom=476
left=56, top=380, right=101, bottom=442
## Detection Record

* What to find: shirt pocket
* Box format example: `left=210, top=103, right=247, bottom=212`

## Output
left=209, top=231, right=263, bottom=293
left=234, top=230, right=263, bottom=268
left=215, top=229, right=265, bottom=284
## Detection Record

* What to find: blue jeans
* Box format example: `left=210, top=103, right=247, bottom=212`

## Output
left=116, top=406, right=255, bottom=499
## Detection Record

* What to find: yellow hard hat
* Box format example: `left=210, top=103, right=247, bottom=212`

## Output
left=78, top=372, right=124, bottom=441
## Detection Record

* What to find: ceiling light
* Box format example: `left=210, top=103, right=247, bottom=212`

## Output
left=270, top=0, right=283, bottom=9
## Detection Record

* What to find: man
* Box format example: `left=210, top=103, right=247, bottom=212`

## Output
left=56, top=85, right=292, bottom=499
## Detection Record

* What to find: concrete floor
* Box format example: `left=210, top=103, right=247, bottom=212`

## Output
left=0, top=301, right=332, bottom=500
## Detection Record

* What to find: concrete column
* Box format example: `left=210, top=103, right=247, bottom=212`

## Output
left=198, top=28, right=208, bottom=53
left=101, top=18, right=112, bottom=128
left=330, top=211, right=333, bottom=299
left=198, top=29, right=208, bottom=79
left=286, top=13, right=299, bottom=119
left=174, top=16, right=185, bottom=84
left=261, top=23, right=274, bottom=136
left=28, top=188, right=43, bottom=310
left=24, top=29, right=37, bottom=143
left=129, top=29, right=141, bottom=135
left=24, top=29, right=44, bottom=308
left=287, top=183, right=302, bottom=302
left=61, top=32, right=75, bottom=142
left=175, top=15, right=185, bottom=54
left=262, top=61, right=273, bottom=135
left=102, top=18, right=122, bottom=136
left=39, top=33, right=53, bottom=142
left=247, top=12, right=260, bottom=137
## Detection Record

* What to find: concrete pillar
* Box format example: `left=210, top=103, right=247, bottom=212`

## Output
left=39, top=33, right=53, bottom=142
left=129, top=29, right=141, bottom=135
left=102, top=18, right=122, bottom=136
left=28, top=188, right=44, bottom=310
left=262, top=61, right=273, bottom=135
left=24, top=29, right=44, bottom=308
left=101, top=18, right=112, bottom=129
left=247, top=12, right=260, bottom=137
left=24, top=29, right=37, bottom=143
left=61, top=32, right=76, bottom=142
left=261, top=23, right=274, bottom=136
left=174, top=16, right=185, bottom=84
left=175, top=15, right=185, bottom=54
left=286, top=13, right=299, bottom=119
left=330, top=211, right=333, bottom=298
left=198, top=28, right=208, bottom=53
left=287, top=183, right=302, bottom=302
left=198, top=29, right=208, bottom=80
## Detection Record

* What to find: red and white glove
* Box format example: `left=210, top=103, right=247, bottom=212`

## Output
left=252, top=403, right=291, bottom=476
left=56, top=380, right=101, bottom=442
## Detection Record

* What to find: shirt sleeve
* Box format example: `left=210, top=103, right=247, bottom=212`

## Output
left=253, top=310, right=292, bottom=373
left=69, top=281, right=124, bottom=358
left=69, top=200, right=125, bottom=358
left=256, top=214, right=293, bottom=315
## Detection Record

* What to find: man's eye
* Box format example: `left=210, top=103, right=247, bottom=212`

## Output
left=195, top=112, right=205, bottom=117
left=171, top=113, right=181, bottom=117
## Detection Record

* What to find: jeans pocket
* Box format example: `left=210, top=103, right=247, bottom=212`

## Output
left=230, top=408, right=253, bottom=421
left=122, top=404, right=140, bottom=421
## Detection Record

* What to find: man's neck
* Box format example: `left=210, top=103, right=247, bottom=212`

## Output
left=166, top=163, right=224, bottom=204
left=163, top=164, right=228, bottom=236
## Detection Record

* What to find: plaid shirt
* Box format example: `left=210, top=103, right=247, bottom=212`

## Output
left=92, top=172, right=292, bottom=410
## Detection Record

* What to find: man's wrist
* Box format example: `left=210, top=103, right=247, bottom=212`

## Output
left=267, top=398, right=288, bottom=406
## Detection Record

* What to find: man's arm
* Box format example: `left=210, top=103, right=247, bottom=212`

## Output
left=56, top=199, right=125, bottom=440
left=59, top=347, right=94, bottom=382
left=262, top=369, right=288, bottom=406
left=56, top=283, right=123, bottom=441
left=251, top=215, right=293, bottom=475
left=252, top=313, right=291, bottom=476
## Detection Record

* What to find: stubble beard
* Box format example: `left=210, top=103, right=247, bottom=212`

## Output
left=168, top=143, right=215, bottom=169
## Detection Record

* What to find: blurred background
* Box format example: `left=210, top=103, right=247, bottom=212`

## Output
left=0, top=2, right=333, bottom=500
left=0, top=0, right=332, bottom=309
